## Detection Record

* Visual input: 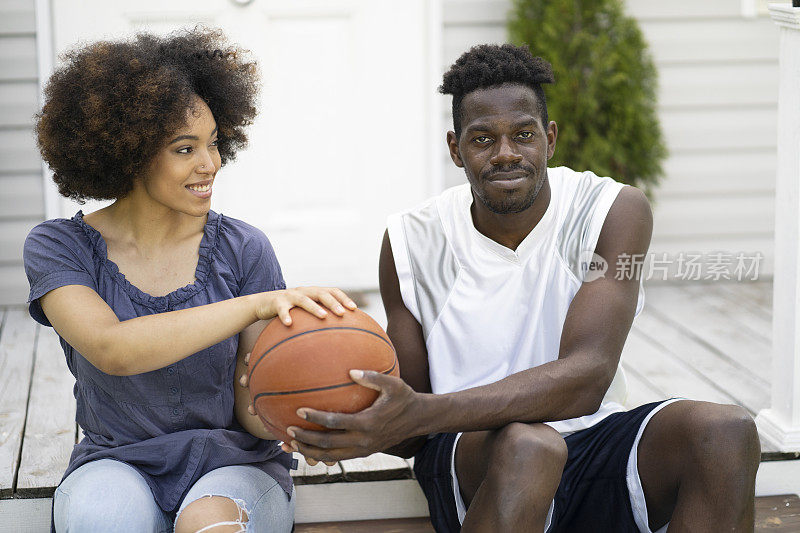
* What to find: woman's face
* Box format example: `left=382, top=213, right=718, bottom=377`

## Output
left=138, top=97, right=222, bottom=217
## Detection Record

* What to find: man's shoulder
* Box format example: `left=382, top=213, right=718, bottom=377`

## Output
left=550, top=166, right=621, bottom=197
left=392, top=184, right=470, bottom=218
left=388, top=184, right=470, bottom=242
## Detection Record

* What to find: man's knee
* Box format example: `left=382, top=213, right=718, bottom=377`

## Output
left=489, top=422, right=568, bottom=478
left=685, top=404, right=760, bottom=458
left=683, top=403, right=760, bottom=476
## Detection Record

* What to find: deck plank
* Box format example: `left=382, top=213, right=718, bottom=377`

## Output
left=16, top=326, right=76, bottom=497
left=621, top=330, right=740, bottom=406
left=340, top=453, right=412, bottom=482
left=621, top=360, right=669, bottom=409
left=295, top=517, right=434, bottom=532
left=0, top=308, right=36, bottom=497
left=643, top=284, right=772, bottom=382
left=631, top=312, right=769, bottom=414
left=716, top=281, right=773, bottom=316
left=679, top=283, right=772, bottom=342
left=755, top=494, right=800, bottom=531
left=292, top=455, right=343, bottom=485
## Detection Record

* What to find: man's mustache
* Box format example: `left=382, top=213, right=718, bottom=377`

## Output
left=482, top=163, right=536, bottom=181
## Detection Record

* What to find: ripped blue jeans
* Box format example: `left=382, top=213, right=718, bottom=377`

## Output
left=53, top=459, right=295, bottom=532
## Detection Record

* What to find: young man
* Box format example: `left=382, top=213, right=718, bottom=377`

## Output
left=287, top=45, right=761, bottom=532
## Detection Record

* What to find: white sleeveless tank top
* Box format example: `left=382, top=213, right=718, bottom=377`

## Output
left=387, top=166, right=645, bottom=434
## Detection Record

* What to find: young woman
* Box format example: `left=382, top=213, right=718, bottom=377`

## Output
left=24, top=28, right=352, bottom=532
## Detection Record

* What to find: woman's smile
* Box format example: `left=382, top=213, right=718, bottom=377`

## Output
left=186, top=179, right=213, bottom=199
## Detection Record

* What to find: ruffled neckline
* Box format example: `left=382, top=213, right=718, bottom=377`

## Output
left=73, top=210, right=221, bottom=310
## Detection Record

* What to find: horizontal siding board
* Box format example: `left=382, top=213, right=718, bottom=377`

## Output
left=657, top=62, right=778, bottom=109
left=0, top=265, right=31, bottom=305
left=0, top=82, right=39, bottom=128
left=0, top=219, right=39, bottom=266
left=0, top=37, right=38, bottom=81
left=0, top=0, right=36, bottom=35
left=659, top=107, right=777, bottom=153
left=0, top=175, right=45, bottom=220
left=657, top=150, right=776, bottom=197
left=652, top=194, right=774, bottom=237
left=625, top=0, right=743, bottom=20
left=639, top=18, right=778, bottom=65
left=0, top=129, right=41, bottom=174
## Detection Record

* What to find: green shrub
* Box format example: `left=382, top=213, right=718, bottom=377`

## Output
left=509, top=0, right=666, bottom=193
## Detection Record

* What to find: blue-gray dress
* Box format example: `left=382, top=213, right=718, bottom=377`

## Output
left=22, top=210, right=294, bottom=513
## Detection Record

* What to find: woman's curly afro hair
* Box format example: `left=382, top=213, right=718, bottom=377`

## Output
left=440, top=44, right=554, bottom=138
left=36, top=27, right=259, bottom=201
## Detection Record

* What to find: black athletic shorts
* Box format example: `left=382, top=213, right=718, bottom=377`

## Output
left=413, top=400, right=675, bottom=532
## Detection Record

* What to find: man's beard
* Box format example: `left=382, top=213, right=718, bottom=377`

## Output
left=477, top=167, right=546, bottom=214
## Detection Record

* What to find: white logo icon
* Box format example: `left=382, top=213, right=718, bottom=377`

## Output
left=579, top=251, right=608, bottom=282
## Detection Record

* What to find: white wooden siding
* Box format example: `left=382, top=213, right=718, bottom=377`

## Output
left=441, top=0, right=779, bottom=276
left=0, top=0, right=44, bottom=305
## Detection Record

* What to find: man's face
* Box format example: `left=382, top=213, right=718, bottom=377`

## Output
left=448, top=83, right=557, bottom=214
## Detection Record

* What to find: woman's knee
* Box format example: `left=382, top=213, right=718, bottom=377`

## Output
left=177, top=466, right=294, bottom=533
left=54, top=459, right=167, bottom=532
left=175, top=495, right=249, bottom=533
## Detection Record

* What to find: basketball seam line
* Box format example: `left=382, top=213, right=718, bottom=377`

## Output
left=252, top=359, right=397, bottom=399
left=248, top=326, right=395, bottom=379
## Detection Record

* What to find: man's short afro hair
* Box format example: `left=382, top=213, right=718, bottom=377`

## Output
left=440, top=44, right=555, bottom=138
left=36, top=27, right=259, bottom=202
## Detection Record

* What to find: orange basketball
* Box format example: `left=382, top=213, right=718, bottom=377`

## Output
left=248, top=307, right=399, bottom=443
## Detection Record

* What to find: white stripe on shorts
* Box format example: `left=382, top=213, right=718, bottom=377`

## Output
left=450, top=432, right=555, bottom=530
left=627, top=398, right=686, bottom=533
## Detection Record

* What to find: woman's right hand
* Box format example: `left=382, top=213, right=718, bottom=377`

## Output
left=255, top=287, right=358, bottom=324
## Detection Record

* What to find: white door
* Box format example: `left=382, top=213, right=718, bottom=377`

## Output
left=48, top=0, right=442, bottom=289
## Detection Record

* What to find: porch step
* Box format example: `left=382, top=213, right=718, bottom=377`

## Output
left=755, top=494, right=800, bottom=531
left=295, top=517, right=434, bottom=532
left=293, top=495, right=800, bottom=532
left=1, top=493, right=797, bottom=531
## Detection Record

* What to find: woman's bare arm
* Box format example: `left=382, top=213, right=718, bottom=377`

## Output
left=40, top=284, right=355, bottom=376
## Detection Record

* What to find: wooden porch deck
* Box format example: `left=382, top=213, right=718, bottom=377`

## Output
left=0, top=280, right=798, bottom=531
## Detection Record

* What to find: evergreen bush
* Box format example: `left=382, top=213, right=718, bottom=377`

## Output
left=508, top=0, right=666, bottom=192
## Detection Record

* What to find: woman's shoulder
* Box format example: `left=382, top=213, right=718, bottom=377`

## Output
left=214, top=212, right=276, bottom=255
left=211, top=212, right=284, bottom=292
left=25, top=213, right=96, bottom=256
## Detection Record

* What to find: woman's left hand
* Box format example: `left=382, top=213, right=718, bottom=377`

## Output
left=238, top=352, right=338, bottom=466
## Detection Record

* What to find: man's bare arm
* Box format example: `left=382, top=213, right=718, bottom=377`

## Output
left=378, top=230, right=433, bottom=458
left=415, top=185, right=652, bottom=430
left=288, top=186, right=652, bottom=460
